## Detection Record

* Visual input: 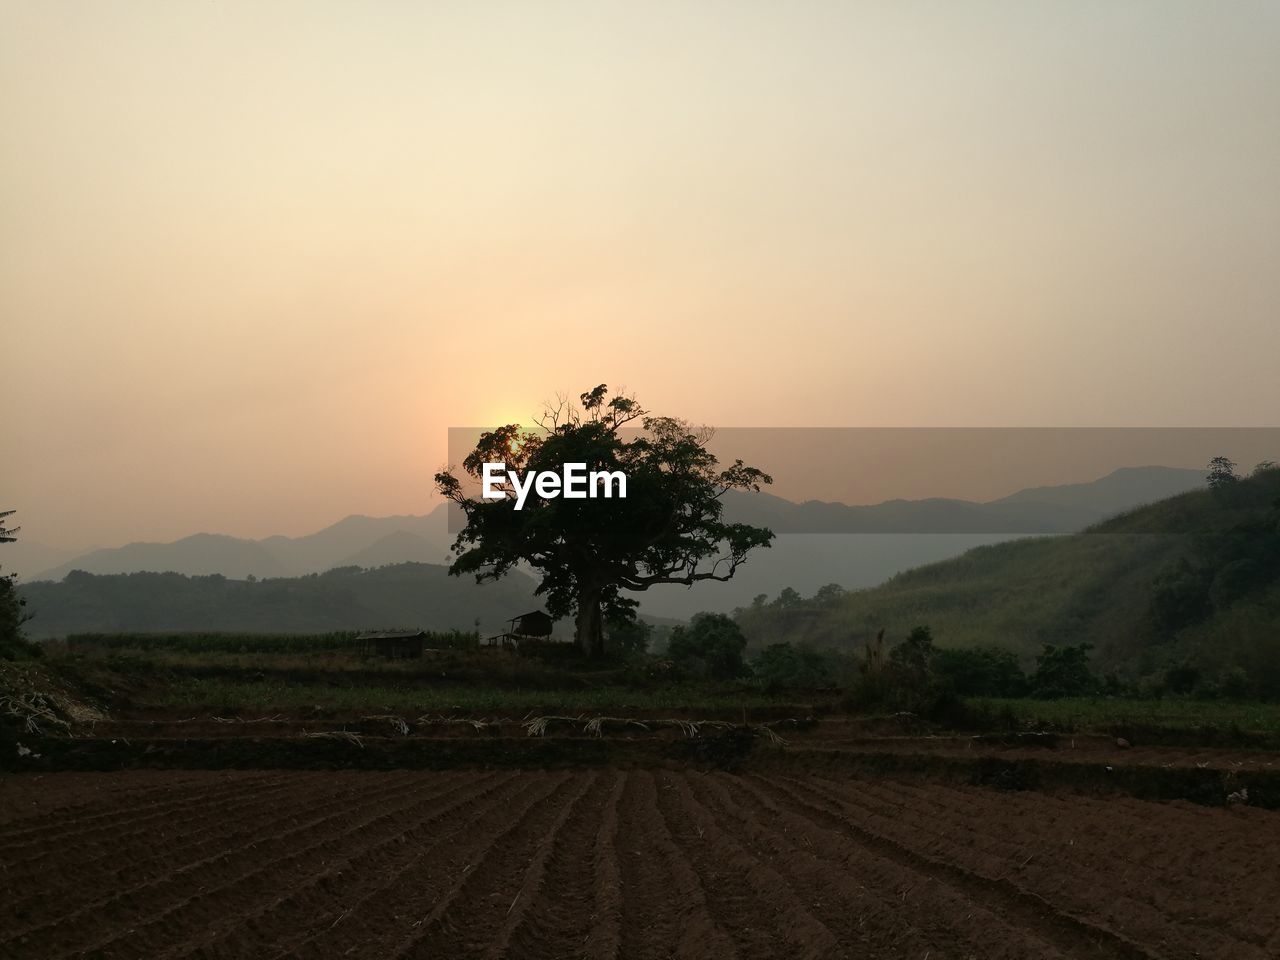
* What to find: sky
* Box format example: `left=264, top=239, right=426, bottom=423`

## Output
left=3, top=1, right=1279, bottom=552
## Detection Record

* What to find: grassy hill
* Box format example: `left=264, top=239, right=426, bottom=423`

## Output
left=18, top=562, right=542, bottom=639
left=737, top=468, right=1280, bottom=691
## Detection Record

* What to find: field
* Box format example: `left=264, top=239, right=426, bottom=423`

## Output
left=3, top=767, right=1278, bottom=960
left=7, top=641, right=1280, bottom=959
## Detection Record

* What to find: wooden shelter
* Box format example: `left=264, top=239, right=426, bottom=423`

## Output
left=358, top=630, right=427, bottom=659
left=484, top=610, right=559, bottom=650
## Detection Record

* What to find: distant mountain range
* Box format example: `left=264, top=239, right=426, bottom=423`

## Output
left=719, top=465, right=1207, bottom=534
left=13, top=466, right=1208, bottom=632
left=26, top=510, right=455, bottom=583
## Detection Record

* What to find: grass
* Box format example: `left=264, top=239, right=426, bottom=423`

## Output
left=151, top=677, right=803, bottom=714
left=63, top=630, right=477, bottom=655
left=975, top=696, right=1280, bottom=734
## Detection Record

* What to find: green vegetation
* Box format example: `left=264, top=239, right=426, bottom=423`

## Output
left=1, top=509, right=40, bottom=661
left=148, top=677, right=797, bottom=714
left=18, top=562, right=539, bottom=639
left=63, top=630, right=475, bottom=655
left=735, top=466, right=1280, bottom=695
left=973, top=697, right=1280, bottom=735
left=667, top=613, right=751, bottom=680
left=437, top=384, right=774, bottom=655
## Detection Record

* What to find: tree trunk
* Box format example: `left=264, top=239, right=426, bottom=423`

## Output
left=575, top=584, right=604, bottom=657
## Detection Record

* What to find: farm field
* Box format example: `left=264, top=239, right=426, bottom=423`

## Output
left=3, top=768, right=1279, bottom=960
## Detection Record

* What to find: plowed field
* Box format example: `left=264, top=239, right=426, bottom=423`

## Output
left=3, top=769, right=1277, bottom=959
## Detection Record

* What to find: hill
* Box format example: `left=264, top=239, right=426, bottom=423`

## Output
left=17, top=562, right=540, bottom=638
left=735, top=468, right=1280, bottom=692
left=29, top=507, right=454, bottom=582
left=636, top=466, right=1204, bottom=620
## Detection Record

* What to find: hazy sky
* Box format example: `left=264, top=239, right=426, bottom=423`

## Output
left=4, top=1, right=1279, bottom=551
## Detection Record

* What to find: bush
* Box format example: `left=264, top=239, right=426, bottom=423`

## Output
left=606, top=617, right=652, bottom=655
left=0, top=570, right=39, bottom=661
left=1161, top=661, right=1201, bottom=696
left=933, top=646, right=1027, bottom=697
left=751, top=642, right=832, bottom=691
left=1030, top=643, right=1097, bottom=698
left=667, top=613, right=750, bottom=680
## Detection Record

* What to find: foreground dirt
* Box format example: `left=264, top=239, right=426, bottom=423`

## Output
left=2, top=769, right=1277, bottom=960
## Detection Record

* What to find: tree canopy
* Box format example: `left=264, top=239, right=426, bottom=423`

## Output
left=435, top=385, right=775, bottom=655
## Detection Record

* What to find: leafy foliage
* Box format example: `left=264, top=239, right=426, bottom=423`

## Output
left=436, top=386, right=774, bottom=655
left=750, top=642, right=832, bottom=691
left=1030, top=643, right=1098, bottom=698
left=932, top=645, right=1028, bottom=697
left=666, top=612, right=751, bottom=680
left=606, top=617, right=652, bottom=655
left=1, top=509, right=38, bottom=660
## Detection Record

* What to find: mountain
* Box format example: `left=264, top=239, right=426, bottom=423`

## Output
left=30, top=533, right=289, bottom=583
left=634, top=466, right=1205, bottom=621
left=30, top=506, right=453, bottom=582
left=733, top=468, right=1280, bottom=689
left=3, top=541, right=82, bottom=581
left=720, top=466, right=1205, bottom=534
left=259, top=508, right=453, bottom=575
left=18, top=562, right=539, bottom=639
left=26, top=466, right=1209, bottom=627
left=337, top=531, right=447, bottom=569
left=990, top=465, right=1208, bottom=514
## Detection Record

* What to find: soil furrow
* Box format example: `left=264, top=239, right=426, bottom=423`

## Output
left=654, top=771, right=838, bottom=960
left=4, top=771, right=438, bottom=958
left=388, top=771, right=597, bottom=959
left=847, top=777, right=1280, bottom=949
left=709, top=772, right=1063, bottom=959
left=162, top=771, right=515, bottom=960
left=613, top=770, right=739, bottom=960
left=283, top=772, right=570, bottom=960
left=3, top=770, right=431, bottom=938
left=764, top=774, right=1160, bottom=960
left=0, top=771, right=293, bottom=856
left=2, top=773, right=336, bottom=901
left=485, top=771, right=623, bottom=960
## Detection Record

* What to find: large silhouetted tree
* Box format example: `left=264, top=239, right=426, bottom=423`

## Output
left=435, top=386, right=775, bottom=656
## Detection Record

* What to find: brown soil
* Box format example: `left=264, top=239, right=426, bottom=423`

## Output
left=3, top=768, right=1278, bottom=960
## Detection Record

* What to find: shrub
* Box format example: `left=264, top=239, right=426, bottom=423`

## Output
left=933, top=645, right=1027, bottom=697
left=667, top=613, right=750, bottom=680
left=751, top=642, right=831, bottom=691
left=1030, top=643, right=1097, bottom=698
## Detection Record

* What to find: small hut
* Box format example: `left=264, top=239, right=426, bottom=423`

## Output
left=358, top=630, right=427, bottom=660
left=509, top=610, right=554, bottom=640
left=484, top=610, right=557, bottom=650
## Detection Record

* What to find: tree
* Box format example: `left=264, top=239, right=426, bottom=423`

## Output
left=606, top=616, right=652, bottom=655
left=773, top=587, right=802, bottom=609
left=1, top=510, right=35, bottom=660
left=1030, top=643, right=1097, bottom=698
left=751, top=642, right=831, bottom=691
left=1207, top=456, right=1239, bottom=490
left=667, top=612, right=750, bottom=679
left=812, top=583, right=846, bottom=605
left=436, top=386, right=774, bottom=656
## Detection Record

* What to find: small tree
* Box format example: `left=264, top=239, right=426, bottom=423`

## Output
left=667, top=612, right=750, bottom=680
left=606, top=616, right=652, bottom=655
left=0, top=510, right=36, bottom=660
left=1030, top=643, right=1097, bottom=698
left=1207, top=456, right=1239, bottom=490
